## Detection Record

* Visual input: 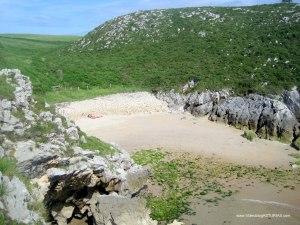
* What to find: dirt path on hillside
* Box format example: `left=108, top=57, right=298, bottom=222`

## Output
left=58, top=92, right=297, bottom=168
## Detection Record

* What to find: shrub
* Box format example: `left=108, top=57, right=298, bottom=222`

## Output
left=242, top=130, right=257, bottom=141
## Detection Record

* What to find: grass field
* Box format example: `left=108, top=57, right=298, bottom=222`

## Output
left=0, top=3, right=299, bottom=102
left=0, top=34, right=80, bottom=98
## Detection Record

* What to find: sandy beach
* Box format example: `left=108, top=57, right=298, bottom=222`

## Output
left=58, top=92, right=297, bottom=168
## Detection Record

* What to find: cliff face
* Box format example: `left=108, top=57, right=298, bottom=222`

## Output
left=0, top=69, right=156, bottom=225
left=157, top=87, right=300, bottom=148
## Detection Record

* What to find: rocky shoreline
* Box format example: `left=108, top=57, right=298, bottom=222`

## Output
left=0, top=69, right=157, bottom=225
left=156, top=88, right=300, bottom=149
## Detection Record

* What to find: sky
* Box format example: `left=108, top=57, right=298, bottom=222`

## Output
left=0, top=0, right=298, bottom=35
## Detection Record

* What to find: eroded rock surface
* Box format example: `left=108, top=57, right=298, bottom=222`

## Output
left=157, top=88, right=300, bottom=146
left=0, top=69, right=156, bottom=225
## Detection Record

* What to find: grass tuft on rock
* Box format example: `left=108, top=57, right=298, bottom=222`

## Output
left=0, top=183, right=6, bottom=197
left=25, top=122, right=57, bottom=143
left=80, top=136, right=117, bottom=156
left=242, top=130, right=257, bottom=141
left=0, top=213, right=25, bottom=225
left=0, top=157, right=18, bottom=177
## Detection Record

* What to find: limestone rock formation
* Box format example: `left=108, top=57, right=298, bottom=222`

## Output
left=0, top=69, right=156, bottom=225
left=157, top=89, right=300, bottom=147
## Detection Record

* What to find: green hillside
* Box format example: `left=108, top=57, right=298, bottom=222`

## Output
left=0, top=3, right=299, bottom=98
left=0, top=34, right=80, bottom=93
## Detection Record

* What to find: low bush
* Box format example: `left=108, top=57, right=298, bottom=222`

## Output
left=242, top=130, right=257, bottom=141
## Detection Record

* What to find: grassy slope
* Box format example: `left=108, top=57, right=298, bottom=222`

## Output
left=0, top=34, right=80, bottom=94
left=0, top=4, right=299, bottom=101
left=65, top=3, right=300, bottom=95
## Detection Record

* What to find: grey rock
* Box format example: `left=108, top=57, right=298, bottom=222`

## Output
left=158, top=90, right=298, bottom=144
left=24, top=109, right=36, bottom=121
left=53, top=117, right=65, bottom=132
left=0, top=99, right=12, bottom=110
left=39, top=111, right=53, bottom=122
left=15, top=140, right=39, bottom=162
left=283, top=88, right=300, bottom=121
left=0, top=146, right=4, bottom=157
left=66, top=126, right=79, bottom=141
left=0, top=173, right=40, bottom=224
left=209, top=94, right=297, bottom=140
left=60, top=206, right=74, bottom=219
left=0, top=69, right=154, bottom=224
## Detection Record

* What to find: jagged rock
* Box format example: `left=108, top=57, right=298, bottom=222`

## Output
left=283, top=88, right=300, bottom=121
left=157, top=90, right=299, bottom=145
left=0, top=69, right=163, bottom=224
left=13, top=70, right=33, bottom=108
left=0, top=99, right=12, bottom=110
left=53, top=117, right=65, bottom=132
left=0, top=172, right=39, bottom=224
left=18, top=154, right=63, bottom=178
left=66, top=126, right=79, bottom=141
left=15, top=140, right=39, bottom=162
left=156, top=90, right=187, bottom=112
left=209, top=94, right=297, bottom=141
left=185, top=90, right=229, bottom=116
left=39, top=111, right=53, bottom=122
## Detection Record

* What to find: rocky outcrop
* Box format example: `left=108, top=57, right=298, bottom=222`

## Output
left=157, top=89, right=300, bottom=146
left=209, top=94, right=297, bottom=141
left=0, top=69, right=156, bottom=225
left=283, top=87, right=300, bottom=121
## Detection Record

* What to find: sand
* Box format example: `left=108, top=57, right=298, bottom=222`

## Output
left=58, top=92, right=297, bottom=168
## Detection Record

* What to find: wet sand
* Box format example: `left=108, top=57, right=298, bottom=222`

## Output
left=183, top=182, right=300, bottom=225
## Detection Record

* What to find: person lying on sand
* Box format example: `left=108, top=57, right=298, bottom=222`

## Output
left=87, top=113, right=103, bottom=119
